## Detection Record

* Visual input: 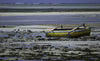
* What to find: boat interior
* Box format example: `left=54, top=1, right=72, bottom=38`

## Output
left=54, top=28, right=73, bottom=30
left=53, top=27, right=87, bottom=31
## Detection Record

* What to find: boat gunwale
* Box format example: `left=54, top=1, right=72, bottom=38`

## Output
left=46, top=28, right=90, bottom=33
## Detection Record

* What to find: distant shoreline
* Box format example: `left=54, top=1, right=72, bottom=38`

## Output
left=0, top=12, right=100, bottom=16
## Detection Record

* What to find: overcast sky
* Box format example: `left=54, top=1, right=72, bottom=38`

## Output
left=0, top=0, right=100, bottom=4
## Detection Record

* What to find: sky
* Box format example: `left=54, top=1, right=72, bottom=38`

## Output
left=0, top=0, right=100, bottom=4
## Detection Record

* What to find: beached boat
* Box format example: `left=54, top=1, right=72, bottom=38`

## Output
left=45, top=24, right=91, bottom=37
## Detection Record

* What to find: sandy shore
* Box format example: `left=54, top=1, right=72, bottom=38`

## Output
left=0, top=25, right=55, bottom=31
left=0, top=12, right=100, bottom=16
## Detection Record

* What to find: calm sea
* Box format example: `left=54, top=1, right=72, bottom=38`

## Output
left=0, top=15, right=100, bottom=25
left=0, top=4, right=100, bottom=9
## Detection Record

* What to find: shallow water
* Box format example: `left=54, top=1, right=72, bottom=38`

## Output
left=1, top=4, right=100, bottom=9
left=0, top=14, right=100, bottom=25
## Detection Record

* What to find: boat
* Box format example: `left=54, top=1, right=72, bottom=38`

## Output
left=45, top=24, right=91, bottom=37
